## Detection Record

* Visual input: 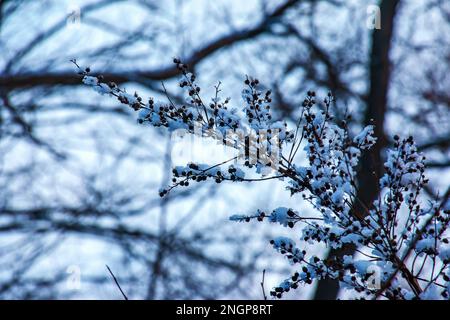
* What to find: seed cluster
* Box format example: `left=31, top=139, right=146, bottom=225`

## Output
left=78, top=59, right=450, bottom=300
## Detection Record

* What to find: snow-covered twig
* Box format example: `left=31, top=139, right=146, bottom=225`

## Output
left=78, top=59, right=450, bottom=300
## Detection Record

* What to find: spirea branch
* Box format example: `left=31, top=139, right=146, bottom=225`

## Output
left=76, top=59, right=450, bottom=300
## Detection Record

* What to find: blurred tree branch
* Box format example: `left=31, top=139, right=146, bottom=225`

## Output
left=0, top=0, right=300, bottom=89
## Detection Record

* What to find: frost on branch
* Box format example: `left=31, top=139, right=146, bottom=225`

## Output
left=76, top=58, right=450, bottom=300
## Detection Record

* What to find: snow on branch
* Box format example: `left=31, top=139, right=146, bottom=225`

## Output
left=75, top=58, right=450, bottom=300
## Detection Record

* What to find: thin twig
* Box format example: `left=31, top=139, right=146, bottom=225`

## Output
left=106, top=265, right=129, bottom=300
left=160, top=81, right=178, bottom=111
left=260, top=269, right=267, bottom=300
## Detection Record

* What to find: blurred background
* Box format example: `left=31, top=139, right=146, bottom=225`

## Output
left=0, top=0, right=449, bottom=299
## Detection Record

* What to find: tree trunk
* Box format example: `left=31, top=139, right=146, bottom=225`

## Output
left=313, top=0, right=401, bottom=300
